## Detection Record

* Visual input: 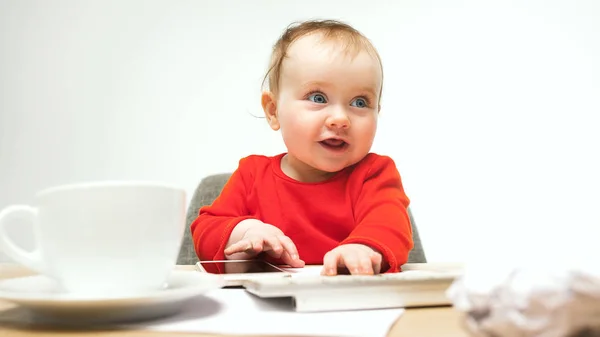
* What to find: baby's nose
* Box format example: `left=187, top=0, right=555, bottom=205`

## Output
left=326, top=110, right=350, bottom=129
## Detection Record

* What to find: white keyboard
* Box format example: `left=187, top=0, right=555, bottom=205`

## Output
left=308, top=269, right=456, bottom=280
left=268, top=269, right=459, bottom=286
left=243, top=269, right=462, bottom=312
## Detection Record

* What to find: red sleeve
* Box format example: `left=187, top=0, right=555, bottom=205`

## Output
left=190, top=157, right=257, bottom=272
left=340, top=155, right=413, bottom=273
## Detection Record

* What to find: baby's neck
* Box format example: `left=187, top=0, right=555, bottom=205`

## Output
left=281, top=154, right=337, bottom=183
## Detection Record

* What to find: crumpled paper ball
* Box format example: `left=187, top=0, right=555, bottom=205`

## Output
left=446, top=262, right=600, bottom=337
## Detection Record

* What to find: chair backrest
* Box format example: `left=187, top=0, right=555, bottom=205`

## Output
left=177, top=173, right=427, bottom=265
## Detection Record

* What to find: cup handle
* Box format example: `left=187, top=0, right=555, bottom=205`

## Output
left=0, top=205, right=46, bottom=274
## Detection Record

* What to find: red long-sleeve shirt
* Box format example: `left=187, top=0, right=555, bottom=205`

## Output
left=190, top=152, right=413, bottom=273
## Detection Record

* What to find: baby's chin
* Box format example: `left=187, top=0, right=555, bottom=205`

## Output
left=311, top=158, right=362, bottom=174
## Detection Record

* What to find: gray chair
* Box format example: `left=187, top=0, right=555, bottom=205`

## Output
left=177, top=173, right=427, bottom=265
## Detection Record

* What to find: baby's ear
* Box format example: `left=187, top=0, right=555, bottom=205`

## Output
left=261, top=91, right=280, bottom=131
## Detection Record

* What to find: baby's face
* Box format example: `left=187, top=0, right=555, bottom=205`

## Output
left=274, top=33, right=382, bottom=177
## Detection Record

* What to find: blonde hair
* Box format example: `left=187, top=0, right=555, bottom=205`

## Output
left=262, top=19, right=384, bottom=99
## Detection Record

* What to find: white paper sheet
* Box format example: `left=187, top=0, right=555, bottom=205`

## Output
left=131, top=288, right=404, bottom=337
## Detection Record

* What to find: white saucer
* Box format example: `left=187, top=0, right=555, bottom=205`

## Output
left=0, top=270, right=224, bottom=325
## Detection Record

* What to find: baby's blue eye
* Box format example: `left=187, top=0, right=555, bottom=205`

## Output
left=308, top=93, right=327, bottom=104
left=351, top=98, right=368, bottom=108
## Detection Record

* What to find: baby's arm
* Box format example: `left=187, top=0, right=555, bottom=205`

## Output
left=190, top=157, right=304, bottom=271
left=190, top=158, right=257, bottom=265
left=339, top=155, right=413, bottom=273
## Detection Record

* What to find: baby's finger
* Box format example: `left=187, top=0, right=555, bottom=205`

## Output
left=355, top=255, right=375, bottom=275
left=338, top=253, right=374, bottom=275
left=280, top=250, right=305, bottom=268
left=321, top=250, right=342, bottom=276
left=278, top=235, right=300, bottom=261
left=370, top=252, right=383, bottom=274
left=262, top=236, right=284, bottom=258
left=224, top=239, right=252, bottom=256
left=340, top=253, right=362, bottom=275
left=246, top=237, right=264, bottom=254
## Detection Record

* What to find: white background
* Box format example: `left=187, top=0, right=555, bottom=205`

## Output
left=1, top=0, right=599, bottom=265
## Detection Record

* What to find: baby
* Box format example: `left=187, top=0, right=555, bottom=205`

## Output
left=191, top=19, right=413, bottom=276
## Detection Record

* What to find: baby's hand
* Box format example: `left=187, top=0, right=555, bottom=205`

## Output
left=224, top=219, right=305, bottom=268
left=321, top=244, right=383, bottom=276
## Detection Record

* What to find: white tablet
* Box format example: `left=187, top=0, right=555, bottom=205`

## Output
left=195, top=260, right=293, bottom=287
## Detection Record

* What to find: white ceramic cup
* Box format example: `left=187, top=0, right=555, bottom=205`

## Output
left=0, top=182, right=186, bottom=297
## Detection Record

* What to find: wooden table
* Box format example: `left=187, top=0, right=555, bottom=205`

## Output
left=0, top=263, right=469, bottom=337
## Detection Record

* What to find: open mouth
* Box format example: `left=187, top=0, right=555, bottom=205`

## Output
left=319, top=138, right=349, bottom=152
